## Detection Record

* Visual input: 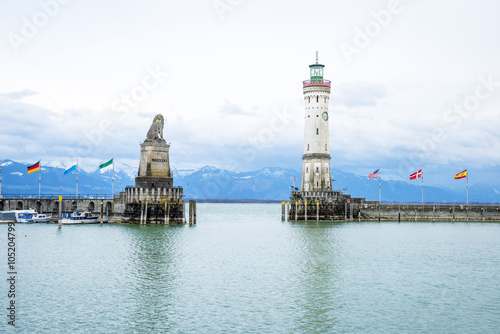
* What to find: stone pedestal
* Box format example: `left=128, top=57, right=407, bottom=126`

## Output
left=135, top=141, right=173, bottom=188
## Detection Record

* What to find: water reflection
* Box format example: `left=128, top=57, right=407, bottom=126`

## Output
left=286, top=221, right=345, bottom=332
left=121, top=225, right=186, bottom=330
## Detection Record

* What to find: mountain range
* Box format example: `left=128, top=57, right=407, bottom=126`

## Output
left=1, top=159, right=499, bottom=203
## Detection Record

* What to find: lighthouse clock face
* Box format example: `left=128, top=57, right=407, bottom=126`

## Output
left=322, top=112, right=328, bottom=121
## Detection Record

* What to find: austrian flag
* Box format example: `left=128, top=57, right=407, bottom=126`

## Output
left=410, top=169, right=422, bottom=180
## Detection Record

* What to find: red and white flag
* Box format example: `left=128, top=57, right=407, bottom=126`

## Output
left=410, top=169, right=422, bottom=180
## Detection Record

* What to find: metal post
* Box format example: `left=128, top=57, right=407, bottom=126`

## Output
left=398, top=205, right=401, bottom=223
left=281, top=202, right=285, bottom=221
left=345, top=202, right=347, bottom=221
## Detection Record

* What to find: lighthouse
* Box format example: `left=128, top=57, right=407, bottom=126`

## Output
left=301, top=52, right=332, bottom=192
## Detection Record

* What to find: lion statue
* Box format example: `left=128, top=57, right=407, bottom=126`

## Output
left=145, top=114, right=165, bottom=142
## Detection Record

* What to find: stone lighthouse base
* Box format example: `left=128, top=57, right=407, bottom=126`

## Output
left=289, top=190, right=367, bottom=221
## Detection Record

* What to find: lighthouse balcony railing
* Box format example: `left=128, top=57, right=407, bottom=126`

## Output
left=303, top=80, right=331, bottom=88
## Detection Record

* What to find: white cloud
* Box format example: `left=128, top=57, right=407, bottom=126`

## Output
left=0, top=0, right=499, bottom=189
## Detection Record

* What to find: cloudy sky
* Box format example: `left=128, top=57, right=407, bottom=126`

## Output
left=1, top=0, right=499, bottom=189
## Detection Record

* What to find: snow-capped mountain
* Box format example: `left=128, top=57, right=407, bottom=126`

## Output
left=0, top=159, right=498, bottom=203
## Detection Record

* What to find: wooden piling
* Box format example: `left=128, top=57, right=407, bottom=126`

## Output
left=164, top=201, right=167, bottom=225
left=316, top=201, right=319, bottom=222
left=144, top=200, right=148, bottom=224
left=100, top=201, right=104, bottom=224
left=189, top=200, right=196, bottom=224
left=58, top=199, right=62, bottom=229
left=193, top=201, right=196, bottom=224
left=281, top=202, right=285, bottom=221
left=167, top=202, right=170, bottom=224
left=295, top=201, right=298, bottom=221
left=304, top=201, right=307, bottom=222
left=286, top=202, right=289, bottom=221
left=140, top=202, right=144, bottom=225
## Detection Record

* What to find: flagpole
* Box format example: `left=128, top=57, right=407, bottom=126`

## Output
left=39, top=159, right=41, bottom=199
left=378, top=168, right=381, bottom=222
left=76, top=158, right=79, bottom=199
left=467, top=171, right=469, bottom=219
left=379, top=168, right=381, bottom=203
left=421, top=169, right=424, bottom=206
left=112, top=158, right=115, bottom=199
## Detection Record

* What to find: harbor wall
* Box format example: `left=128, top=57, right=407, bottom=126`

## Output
left=0, top=198, right=114, bottom=215
left=288, top=202, right=500, bottom=222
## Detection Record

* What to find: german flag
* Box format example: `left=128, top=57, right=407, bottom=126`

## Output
left=454, top=169, right=467, bottom=179
left=27, top=161, right=40, bottom=174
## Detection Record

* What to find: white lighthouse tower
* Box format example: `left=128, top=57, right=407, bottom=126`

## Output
left=301, top=52, right=332, bottom=192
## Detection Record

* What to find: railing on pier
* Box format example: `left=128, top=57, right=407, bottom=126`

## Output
left=125, top=186, right=184, bottom=203
left=0, top=194, right=114, bottom=200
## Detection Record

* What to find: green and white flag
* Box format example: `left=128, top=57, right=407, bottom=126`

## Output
left=99, top=158, right=113, bottom=173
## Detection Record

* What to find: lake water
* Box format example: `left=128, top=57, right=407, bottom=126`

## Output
left=2, top=203, right=500, bottom=333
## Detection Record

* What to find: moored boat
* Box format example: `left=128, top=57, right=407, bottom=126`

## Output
left=17, top=212, right=51, bottom=223
left=60, top=211, right=100, bottom=224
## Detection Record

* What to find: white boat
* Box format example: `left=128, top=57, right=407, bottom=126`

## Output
left=17, top=212, right=51, bottom=223
left=8, top=209, right=37, bottom=223
left=60, top=211, right=100, bottom=224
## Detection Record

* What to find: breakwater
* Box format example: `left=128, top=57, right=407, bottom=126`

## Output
left=286, top=201, right=500, bottom=222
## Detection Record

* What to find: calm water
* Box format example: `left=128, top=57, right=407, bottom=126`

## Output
left=2, top=203, right=500, bottom=333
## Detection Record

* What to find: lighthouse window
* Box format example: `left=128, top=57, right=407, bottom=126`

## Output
left=324, top=97, right=327, bottom=103
left=316, top=128, right=319, bottom=135
left=316, top=96, right=319, bottom=103
left=307, top=144, right=309, bottom=151
left=325, top=144, right=327, bottom=151
left=306, top=167, right=308, bottom=172
left=308, top=97, right=310, bottom=103
left=316, top=167, right=319, bottom=172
